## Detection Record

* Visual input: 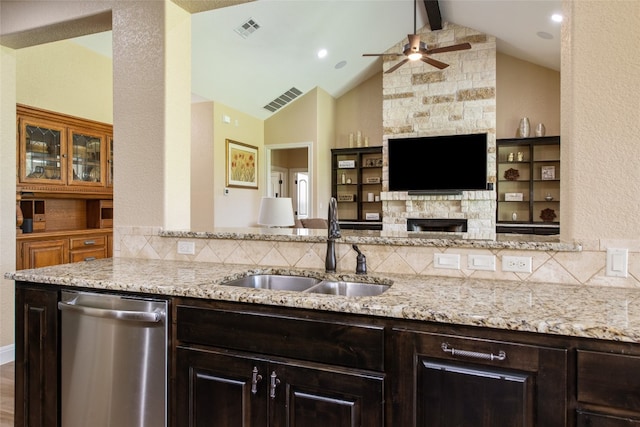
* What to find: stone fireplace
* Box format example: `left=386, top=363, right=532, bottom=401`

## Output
left=379, top=22, right=497, bottom=239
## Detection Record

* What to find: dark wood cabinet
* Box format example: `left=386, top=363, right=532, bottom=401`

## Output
left=174, top=301, right=385, bottom=427
left=176, top=346, right=383, bottom=427
left=13, top=281, right=640, bottom=427
left=575, top=350, right=640, bottom=426
left=390, top=328, right=568, bottom=427
left=14, top=284, right=59, bottom=427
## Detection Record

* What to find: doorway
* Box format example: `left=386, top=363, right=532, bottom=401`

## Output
left=265, top=143, right=312, bottom=219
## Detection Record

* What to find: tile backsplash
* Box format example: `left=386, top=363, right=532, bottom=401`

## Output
left=115, top=226, right=640, bottom=289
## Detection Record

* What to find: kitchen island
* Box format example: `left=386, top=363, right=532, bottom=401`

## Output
left=7, top=257, right=640, bottom=426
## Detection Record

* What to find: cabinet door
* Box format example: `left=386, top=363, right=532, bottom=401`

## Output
left=175, top=346, right=268, bottom=427
left=68, top=127, right=105, bottom=187
left=19, top=117, right=67, bottom=185
left=21, top=239, right=69, bottom=269
left=271, top=362, right=384, bottom=427
left=391, top=329, right=567, bottom=427
left=14, top=284, right=59, bottom=427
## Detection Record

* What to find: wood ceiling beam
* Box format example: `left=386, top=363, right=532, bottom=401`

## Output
left=423, top=0, right=443, bottom=31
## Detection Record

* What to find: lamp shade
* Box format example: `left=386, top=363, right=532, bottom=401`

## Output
left=258, top=197, right=295, bottom=227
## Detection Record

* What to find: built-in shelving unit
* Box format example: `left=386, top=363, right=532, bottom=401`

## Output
left=331, top=146, right=383, bottom=230
left=496, top=136, right=560, bottom=235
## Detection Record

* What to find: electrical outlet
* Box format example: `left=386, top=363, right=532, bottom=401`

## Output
left=434, top=253, right=460, bottom=270
left=177, top=241, right=195, bottom=255
left=502, top=255, right=532, bottom=273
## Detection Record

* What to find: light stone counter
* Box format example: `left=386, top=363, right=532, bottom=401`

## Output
left=160, top=227, right=582, bottom=252
left=7, top=257, right=639, bottom=343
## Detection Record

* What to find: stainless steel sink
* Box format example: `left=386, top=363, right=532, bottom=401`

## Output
left=220, top=274, right=390, bottom=297
left=221, top=274, right=321, bottom=291
left=306, top=281, right=390, bottom=297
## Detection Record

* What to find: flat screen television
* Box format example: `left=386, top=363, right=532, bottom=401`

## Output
left=388, top=133, right=488, bottom=194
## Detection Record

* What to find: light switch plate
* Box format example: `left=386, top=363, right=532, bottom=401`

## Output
left=468, top=254, right=496, bottom=271
left=606, top=248, right=628, bottom=277
left=434, top=253, right=460, bottom=270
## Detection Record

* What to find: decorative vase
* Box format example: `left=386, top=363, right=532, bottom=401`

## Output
left=535, top=123, right=546, bottom=137
left=519, top=117, right=530, bottom=138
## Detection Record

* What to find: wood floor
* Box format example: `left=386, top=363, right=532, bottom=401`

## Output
left=0, top=362, right=14, bottom=427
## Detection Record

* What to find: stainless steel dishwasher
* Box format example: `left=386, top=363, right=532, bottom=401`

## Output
left=58, top=290, right=168, bottom=427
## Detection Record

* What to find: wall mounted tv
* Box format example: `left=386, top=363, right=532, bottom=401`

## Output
left=388, top=133, right=488, bottom=194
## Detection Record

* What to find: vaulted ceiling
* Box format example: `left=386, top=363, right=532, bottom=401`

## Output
left=71, top=0, right=562, bottom=120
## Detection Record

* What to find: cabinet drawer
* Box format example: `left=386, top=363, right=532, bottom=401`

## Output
left=69, top=247, right=108, bottom=263
left=177, top=305, right=385, bottom=371
left=69, top=235, right=106, bottom=249
left=405, top=330, right=552, bottom=371
left=578, top=350, right=640, bottom=412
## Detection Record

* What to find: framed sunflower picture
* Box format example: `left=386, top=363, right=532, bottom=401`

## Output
left=226, top=139, right=258, bottom=189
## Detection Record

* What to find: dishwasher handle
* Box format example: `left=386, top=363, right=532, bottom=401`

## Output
left=58, top=300, right=164, bottom=323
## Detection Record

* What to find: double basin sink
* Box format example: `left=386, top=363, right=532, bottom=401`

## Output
left=220, top=274, right=390, bottom=297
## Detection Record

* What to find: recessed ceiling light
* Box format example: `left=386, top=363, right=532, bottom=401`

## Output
left=537, top=31, right=554, bottom=40
left=551, top=13, right=563, bottom=23
left=317, top=49, right=328, bottom=59
left=335, top=60, right=347, bottom=69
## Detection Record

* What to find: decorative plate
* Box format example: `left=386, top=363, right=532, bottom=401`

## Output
left=540, top=208, right=557, bottom=222
left=504, top=168, right=520, bottom=181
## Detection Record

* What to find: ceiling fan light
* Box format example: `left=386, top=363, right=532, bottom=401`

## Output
left=408, top=52, right=422, bottom=61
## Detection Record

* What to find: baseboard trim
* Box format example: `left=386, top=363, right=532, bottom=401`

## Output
left=0, top=344, right=15, bottom=365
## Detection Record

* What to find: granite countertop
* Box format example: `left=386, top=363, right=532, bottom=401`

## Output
left=6, top=257, right=638, bottom=343
left=160, top=227, right=582, bottom=251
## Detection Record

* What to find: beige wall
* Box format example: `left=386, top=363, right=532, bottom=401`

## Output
left=561, top=0, right=640, bottom=242
left=496, top=52, right=560, bottom=139
left=0, top=47, right=17, bottom=354
left=16, top=41, right=113, bottom=123
left=191, top=101, right=215, bottom=231
left=212, top=102, right=265, bottom=227
left=335, top=72, right=383, bottom=148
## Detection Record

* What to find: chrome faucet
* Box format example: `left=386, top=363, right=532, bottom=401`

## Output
left=325, top=197, right=341, bottom=273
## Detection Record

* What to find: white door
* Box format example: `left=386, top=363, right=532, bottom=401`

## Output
left=269, top=167, right=288, bottom=197
left=290, top=169, right=309, bottom=218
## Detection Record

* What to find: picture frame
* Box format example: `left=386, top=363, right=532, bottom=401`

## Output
left=541, top=166, right=556, bottom=180
left=226, top=139, right=258, bottom=189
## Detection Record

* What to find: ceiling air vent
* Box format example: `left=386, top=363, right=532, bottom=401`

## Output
left=234, top=18, right=260, bottom=39
left=263, top=87, right=303, bottom=113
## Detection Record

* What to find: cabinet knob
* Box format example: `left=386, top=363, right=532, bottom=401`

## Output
left=251, top=366, right=262, bottom=395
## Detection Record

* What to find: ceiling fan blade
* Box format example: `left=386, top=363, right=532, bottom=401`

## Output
left=363, top=53, right=404, bottom=57
left=421, top=56, right=449, bottom=70
left=385, top=58, right=409, bottom=73
left=424, top=42, right=472, bottom=55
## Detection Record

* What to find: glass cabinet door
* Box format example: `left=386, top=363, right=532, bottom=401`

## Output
left=21, top=120, right=65, bottom=184
left=69, top=129, right=103, bottom=186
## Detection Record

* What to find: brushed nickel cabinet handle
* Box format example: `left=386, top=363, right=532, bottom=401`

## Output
left=269, top=371, right=280, bottom=399
left=251, top=367, right=262, bottom=395
left=441, top=342, right=506, bottom=361
left=84, top=257, right=96, bottom=261
left=84, top=240, right=96, bottom=245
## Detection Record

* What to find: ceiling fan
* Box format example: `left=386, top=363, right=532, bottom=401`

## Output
left=363, top=0, right=471, bottom=73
